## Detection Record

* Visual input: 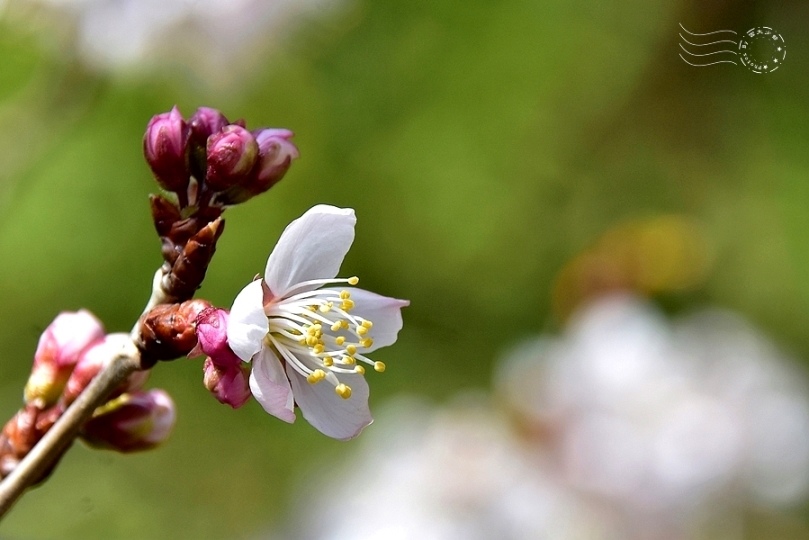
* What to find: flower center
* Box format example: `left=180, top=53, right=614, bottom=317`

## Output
left=264, top=276, right=385, bottom=399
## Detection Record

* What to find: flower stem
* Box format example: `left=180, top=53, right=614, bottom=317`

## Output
left=0, top=347, right=141, bottom=517
left=0, top=268, right=172, bottom=518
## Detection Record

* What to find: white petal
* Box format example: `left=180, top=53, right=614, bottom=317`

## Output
left=249, top=346, right=296, bottom=423
left=264, top=205, right=356, bottom=297
left=286, top=363, right=372, bottom=440
left=227, top=279, right=268, bottom=361
left=346, top=288, right=408, bottom=352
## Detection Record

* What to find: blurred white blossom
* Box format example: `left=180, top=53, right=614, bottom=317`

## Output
left=282, top=295, right=809, bottom=540
left=8, top=0, right=342, bottom=77
left=497, top=295, right=809, bottom=534
left=283, top=396, right=619, bottom=540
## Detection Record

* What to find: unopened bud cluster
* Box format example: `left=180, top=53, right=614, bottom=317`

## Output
left=0, top=311, right=176, bottom=479
left=145, top=106, right=298, bottom=304
left=144, top=106, right=298, bottom=209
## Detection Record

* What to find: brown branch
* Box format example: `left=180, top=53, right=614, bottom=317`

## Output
left=0, top=268, right=173, bottom=518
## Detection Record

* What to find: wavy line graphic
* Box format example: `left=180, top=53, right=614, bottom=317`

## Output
left=678, top=23, right=737, bottom=37
left=679, top=23, right=738, bottom=66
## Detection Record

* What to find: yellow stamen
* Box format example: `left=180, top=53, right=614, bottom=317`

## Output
left=335, top=336, right=346, bottom=346
left=341, top=299, right=355, bottom=311
left=339, top=290, right=351, bottom=300
left=348, top=276, right=359, bottom=285
left=346, top=344, right=357, bottom=355
left=374, top=361, right=386, bottom=373
left=343, top=356, right=356, bottom=365
left=331, top=322, right=342, bottom=332
left=355, top=365, right=365, bottom=375
left=323, top=357, right=334, bottom=367
left=360, top=338, right=374, bottom=348
left=361, top=320, right=373, bottom=329
left=335, top=384, right=352, bottom=399
left=356, top=326, right=368, bottom=336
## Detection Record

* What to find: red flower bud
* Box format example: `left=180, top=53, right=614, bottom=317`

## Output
left=205, top=125, right=258, bottom=191
left=143, top=106, right=190, bottom=194
left=220, top=129, right=298, bottom=204
left=254, top=128, right=298, bottom=186
left=80, top=390, right=176, bottom=453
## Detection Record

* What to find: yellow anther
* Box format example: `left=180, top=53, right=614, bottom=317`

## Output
left=339, top=290, right=351, bottom=300
left=305, top=336, right=319, bottom=347
left=361, top=320, right=373, bottom=329
left=323, top=356, right=334, bottom=367
left=348, top=276, right=359, bottom=285
left=374, top=361, right=386, bottom=373
left=308, top=305, right=317, bottom=311
left=341, top=320, right=350, bottom=329
left=335, top=384, right=352, bottom=399
left=360, top=338, right=374, bottom=348
left=343, top=356, right=356, bottom=365
left=346, top=344, right=357, bottom=355
left=355, top=365, right=366, bottom=375
left=307, top=369, right=326, bottom=384
left=335, top=336, right=346, bottom=346
left=341, top=300, right=355, bottom=311
left=356, top=325, right=368, bottom=336
left=331, top=322, right=342, bottom=332
left=313, top=343, right=325, bottom=355
left=319, top=303, right=333, bottom=313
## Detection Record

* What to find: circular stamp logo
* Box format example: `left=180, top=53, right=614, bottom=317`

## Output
left=738, top=27, right=786, bottom=73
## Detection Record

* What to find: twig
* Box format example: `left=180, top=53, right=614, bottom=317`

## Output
left=0, top=268, right=171, bottom=518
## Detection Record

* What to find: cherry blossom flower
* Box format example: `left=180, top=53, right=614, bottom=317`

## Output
left=227, top=205, right=408, bottom=440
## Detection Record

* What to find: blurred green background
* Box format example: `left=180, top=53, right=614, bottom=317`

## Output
left=0, top=0, right=808, bottom=538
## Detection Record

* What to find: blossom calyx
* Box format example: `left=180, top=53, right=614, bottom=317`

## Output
left=138, top=299, right=213, bottom=363
left=194, top=307, right=252, bottom=408
left=24, top=310, right=105, bottom=408
left=193, top=307, right=231, bottom=358
left=80, top=390, right=176, bottom=453
left=144, top=106, right=190, bottom=194
left=205, top=125, right=258, bottom=191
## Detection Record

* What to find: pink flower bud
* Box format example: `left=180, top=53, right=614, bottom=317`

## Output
left=80, top=390, right=176, bottom=453
left=220, top=129, right=298, bottom=205
left=63, top=333, right=148, bottom=406
left=254, top=128, right=298, bottom=185
left=188, top=107, right=229, bottom=143
left=205, top=125, right=258, bottom=191
left=143, top=106, right=190, bottom=194
left=24, top=310, right=104, bottom=407
left=203, top=357, right=252, bottom=408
